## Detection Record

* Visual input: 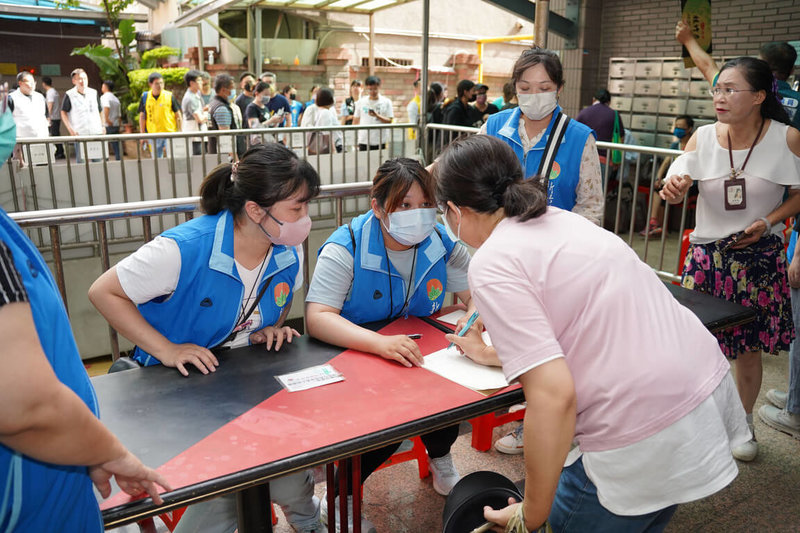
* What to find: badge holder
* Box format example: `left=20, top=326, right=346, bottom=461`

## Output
left=723, top=176, right=747, bottom=211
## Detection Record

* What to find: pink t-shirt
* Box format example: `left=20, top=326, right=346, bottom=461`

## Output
left=468, top=208, right=730, bottom=452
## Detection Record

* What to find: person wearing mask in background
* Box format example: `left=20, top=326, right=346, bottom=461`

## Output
left=182, top=70, right=207, bottom=156
left=42, top=76, right=64, bottom=159
left=61, top=68, right=104, bottom=164
left=0, top=87, right=171, bottom=533
left=7, top=71, right=48, bottom=167
left=676, top=21, right=800, bottom=131
left=406, top=79, right=421, bottom=140
left=207, top=74, right=245, bottom=157
left=353, top=76, right=393, bottom=151
left=260, top=71, right=277, bottom=86
left=341, top=79, right=363, bottom=126
left=576, top=88, right=625, bottom=174
left=88, top=143, right=323, bottom=533
left=138, top=72, right=181, bottom=158
left=245, top=82, right=285, bottom=146
left=300, top=87, right=342, bottom=153
left=199, top=71, right=213, bottom=106
left=472, top=83, right=500, bottom=126
left=500, top=81, right=518, bottom=111
left=660, top=57, right=800, bottom=462
left=283, top=85, right=303, bottom=128
left=640, top=115, right=695, bottom=237
left=235, top=71, right=256, bottom=118
left=442, top=79, right=480, bottom=128
left=100, top=80, right=121, bottom=161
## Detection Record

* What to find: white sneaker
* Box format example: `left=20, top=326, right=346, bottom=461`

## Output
left=731, top=424, right=758, bottom=462
left=320, top=492, right=377, bottom=533
left=494, top=423, right=524, bottom=455
left=766, top=389, right=788, bottom=410
left=428, top=453, right=460, bottom=496
left=759, top=404, right=800, bottom=439
left=290, top=495, right=323, bottom=533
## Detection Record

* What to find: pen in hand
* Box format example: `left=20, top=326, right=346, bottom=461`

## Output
left=448, top=311, right=480, bottom=349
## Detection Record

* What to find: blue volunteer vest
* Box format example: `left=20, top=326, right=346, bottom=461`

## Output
left=485, top=105, right=594, bottom=212
left=320, top=212, right=457, bottom=325
left=133, top=210, right=299, bottom=366
left=0, top=208, right=103, bottom=532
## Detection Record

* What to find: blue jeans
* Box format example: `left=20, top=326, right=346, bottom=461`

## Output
left=549, top=457, right=677, bottom=533
left=788, top=287, right=800, bottom=414
left=148, top=138, right=167, bottom=158
left=106, top=126, right=121, bottom=160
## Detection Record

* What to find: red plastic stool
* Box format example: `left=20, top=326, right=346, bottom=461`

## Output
left=468, top=409, right=526, bottom=452
left=375, top=435, right=429, bottom=479
left=676, top=228, right=693, bottom=282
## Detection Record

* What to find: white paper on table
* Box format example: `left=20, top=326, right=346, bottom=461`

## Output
left=437, top=309, right=466, bottom=326
left=423, top=332, right=507, bottom=392
left=275, top=364, right=344, bottom=392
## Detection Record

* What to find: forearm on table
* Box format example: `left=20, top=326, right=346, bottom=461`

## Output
left=306, top=305, right=385, bottom=355
left=519, top=361, right=576, bottom=529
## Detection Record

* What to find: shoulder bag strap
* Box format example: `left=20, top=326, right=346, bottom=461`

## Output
left=536, top=112, right=570, bottom=182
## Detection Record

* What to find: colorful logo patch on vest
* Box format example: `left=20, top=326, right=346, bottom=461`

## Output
left=426, top=279, right=443, bottom=301
left=549, top=161, right=561, bottom=180
left=274, top=282, right=291, bottom=307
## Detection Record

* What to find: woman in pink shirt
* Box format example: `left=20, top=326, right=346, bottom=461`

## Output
left=435, top=135, right=750, bottom=533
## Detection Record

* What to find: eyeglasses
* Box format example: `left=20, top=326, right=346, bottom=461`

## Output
left=708, top=87, right=756, bottom=97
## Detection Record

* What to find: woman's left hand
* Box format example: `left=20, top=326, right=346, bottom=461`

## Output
left=250, top=325, right=300, bottom=351
left=482, top=499, right=519, bottom=532
left=731, top=219, right=768, bottom=249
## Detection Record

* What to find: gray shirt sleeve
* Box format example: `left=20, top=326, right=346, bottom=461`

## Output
left=445, top=242, right=471, bottom=293
left=305, top=243, right=355, bottom=310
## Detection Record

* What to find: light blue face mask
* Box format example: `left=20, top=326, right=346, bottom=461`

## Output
left=442, top=204, right=462, bottom=243
left=383, top=207, right=437, bottom=246
left=0, top=109, right=16, bottom=163
left=228, top=89, right=237, bottom=103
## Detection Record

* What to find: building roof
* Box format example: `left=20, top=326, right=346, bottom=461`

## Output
left=0, top=0, right=147, bottom=24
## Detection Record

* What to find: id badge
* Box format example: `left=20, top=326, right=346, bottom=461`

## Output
left=724, top=177, right=746, bottom=210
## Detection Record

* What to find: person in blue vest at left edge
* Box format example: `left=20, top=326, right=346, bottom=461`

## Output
left=305, top=158, right=477, bottom=531
left=483, top=47, right=604, bottom=227
left=89, top=143, right=325, bottom=533
left=0, top=86, right=170, bottom=532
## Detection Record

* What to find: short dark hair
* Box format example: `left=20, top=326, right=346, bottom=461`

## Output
left=412, top=79, right=420, bottom=88
left=42, top=76, right=52, bottom=86
left=474, top=83, right=489, bottom=93
left=512, top=47, right=564, bottom=89
left=675, top=115, right=694, bottom=129
left=372, top=158, right=435, bottom=213
left=281, top=84, right=293, bottom=95
left=315, top=87, right=334, bottom=107
left=435, top=135, right=547, bottom=223
left=350, top=79, right=363, bottom=88
left=103, top=80, right=115, bottom=91
left=184, top=69, right=202, bottom=86
left=253, top=81, right=270, bottom=95
left=594, top=88, right=611, bottom=104
left=239, top=71, right=255, bottom=82
left=502, top=81, right=515, bottom=101
left=457, top=79, right=475, bottom=98
left=147, top=72, right=163, bottom=84
left=214, top=73, right=235, bottom=93
left=364, top=75, right=381, bottom=87
left=759, top=41, right=797, bottom=80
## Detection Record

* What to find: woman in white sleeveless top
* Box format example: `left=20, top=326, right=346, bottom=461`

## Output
left=662, top=57, right=800, bottom=462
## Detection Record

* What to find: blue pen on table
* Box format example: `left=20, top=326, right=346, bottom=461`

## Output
left=448, top=311, right=480, bottom=348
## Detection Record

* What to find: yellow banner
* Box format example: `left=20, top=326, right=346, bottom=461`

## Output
left=681, top=0, right=712, bottom=68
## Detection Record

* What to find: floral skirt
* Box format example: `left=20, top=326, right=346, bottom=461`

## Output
left=681, top=233, right=794, bottom=358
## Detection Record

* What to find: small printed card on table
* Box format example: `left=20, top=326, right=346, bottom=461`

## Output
left=276, top=364, right=345, bottom=392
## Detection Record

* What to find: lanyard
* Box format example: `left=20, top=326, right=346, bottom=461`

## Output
left=727, top=119, right=764, bottom=178
left=384, top=244, right=418, bottom=320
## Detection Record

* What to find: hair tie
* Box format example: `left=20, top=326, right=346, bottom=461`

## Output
left=230, top=161, right=239, bottom=182
left=492, top=176, right=514, bottom=206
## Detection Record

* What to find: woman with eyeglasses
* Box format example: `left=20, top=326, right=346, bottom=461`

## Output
left=437, top=134, right=749, bottom=533
left=305, top=158, right=476, bottom=530
left=482, top=47, right=604, bottom=226
left=88, top=143, right=323, bottom=533
left=661, top=57, right=800, bottom=463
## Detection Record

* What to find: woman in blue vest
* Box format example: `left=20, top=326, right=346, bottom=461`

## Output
left=483, top=47, right=604, bottom=226
left=88, top=143, right=324, bottom=533
left=305, top=158, right=476, bottom=529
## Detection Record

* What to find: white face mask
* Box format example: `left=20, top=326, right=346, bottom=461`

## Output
left=442, top=205, right=462, bottom=243
left=383, top=208, right=437, bottom=246
left=518, top=91, right=558, bottom=120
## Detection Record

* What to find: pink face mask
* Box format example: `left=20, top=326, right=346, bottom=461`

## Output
left=260, top=210, right=312, bottom=246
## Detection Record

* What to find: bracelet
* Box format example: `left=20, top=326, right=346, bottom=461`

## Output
left=504, top=504, right=552, bottom=533
left=759, top=216, right=772, bottom=233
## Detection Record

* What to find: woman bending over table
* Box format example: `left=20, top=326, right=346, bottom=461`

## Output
left=305, top=158, right=476, bottom=531
left=437, top=134, right=749, bottom=533
left=89, top=143, right=323, bottom=533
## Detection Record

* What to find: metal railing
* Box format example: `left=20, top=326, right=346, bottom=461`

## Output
left=10, top=182, right=373, bottom=359
left=3, top=124, right=419, bottom=253
left=425, top=123, right=692, bottom=283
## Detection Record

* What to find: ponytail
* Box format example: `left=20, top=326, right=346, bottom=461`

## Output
left=199, top=162, right=239, bottom=215
left=434, top=135, right=547, bottom=221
